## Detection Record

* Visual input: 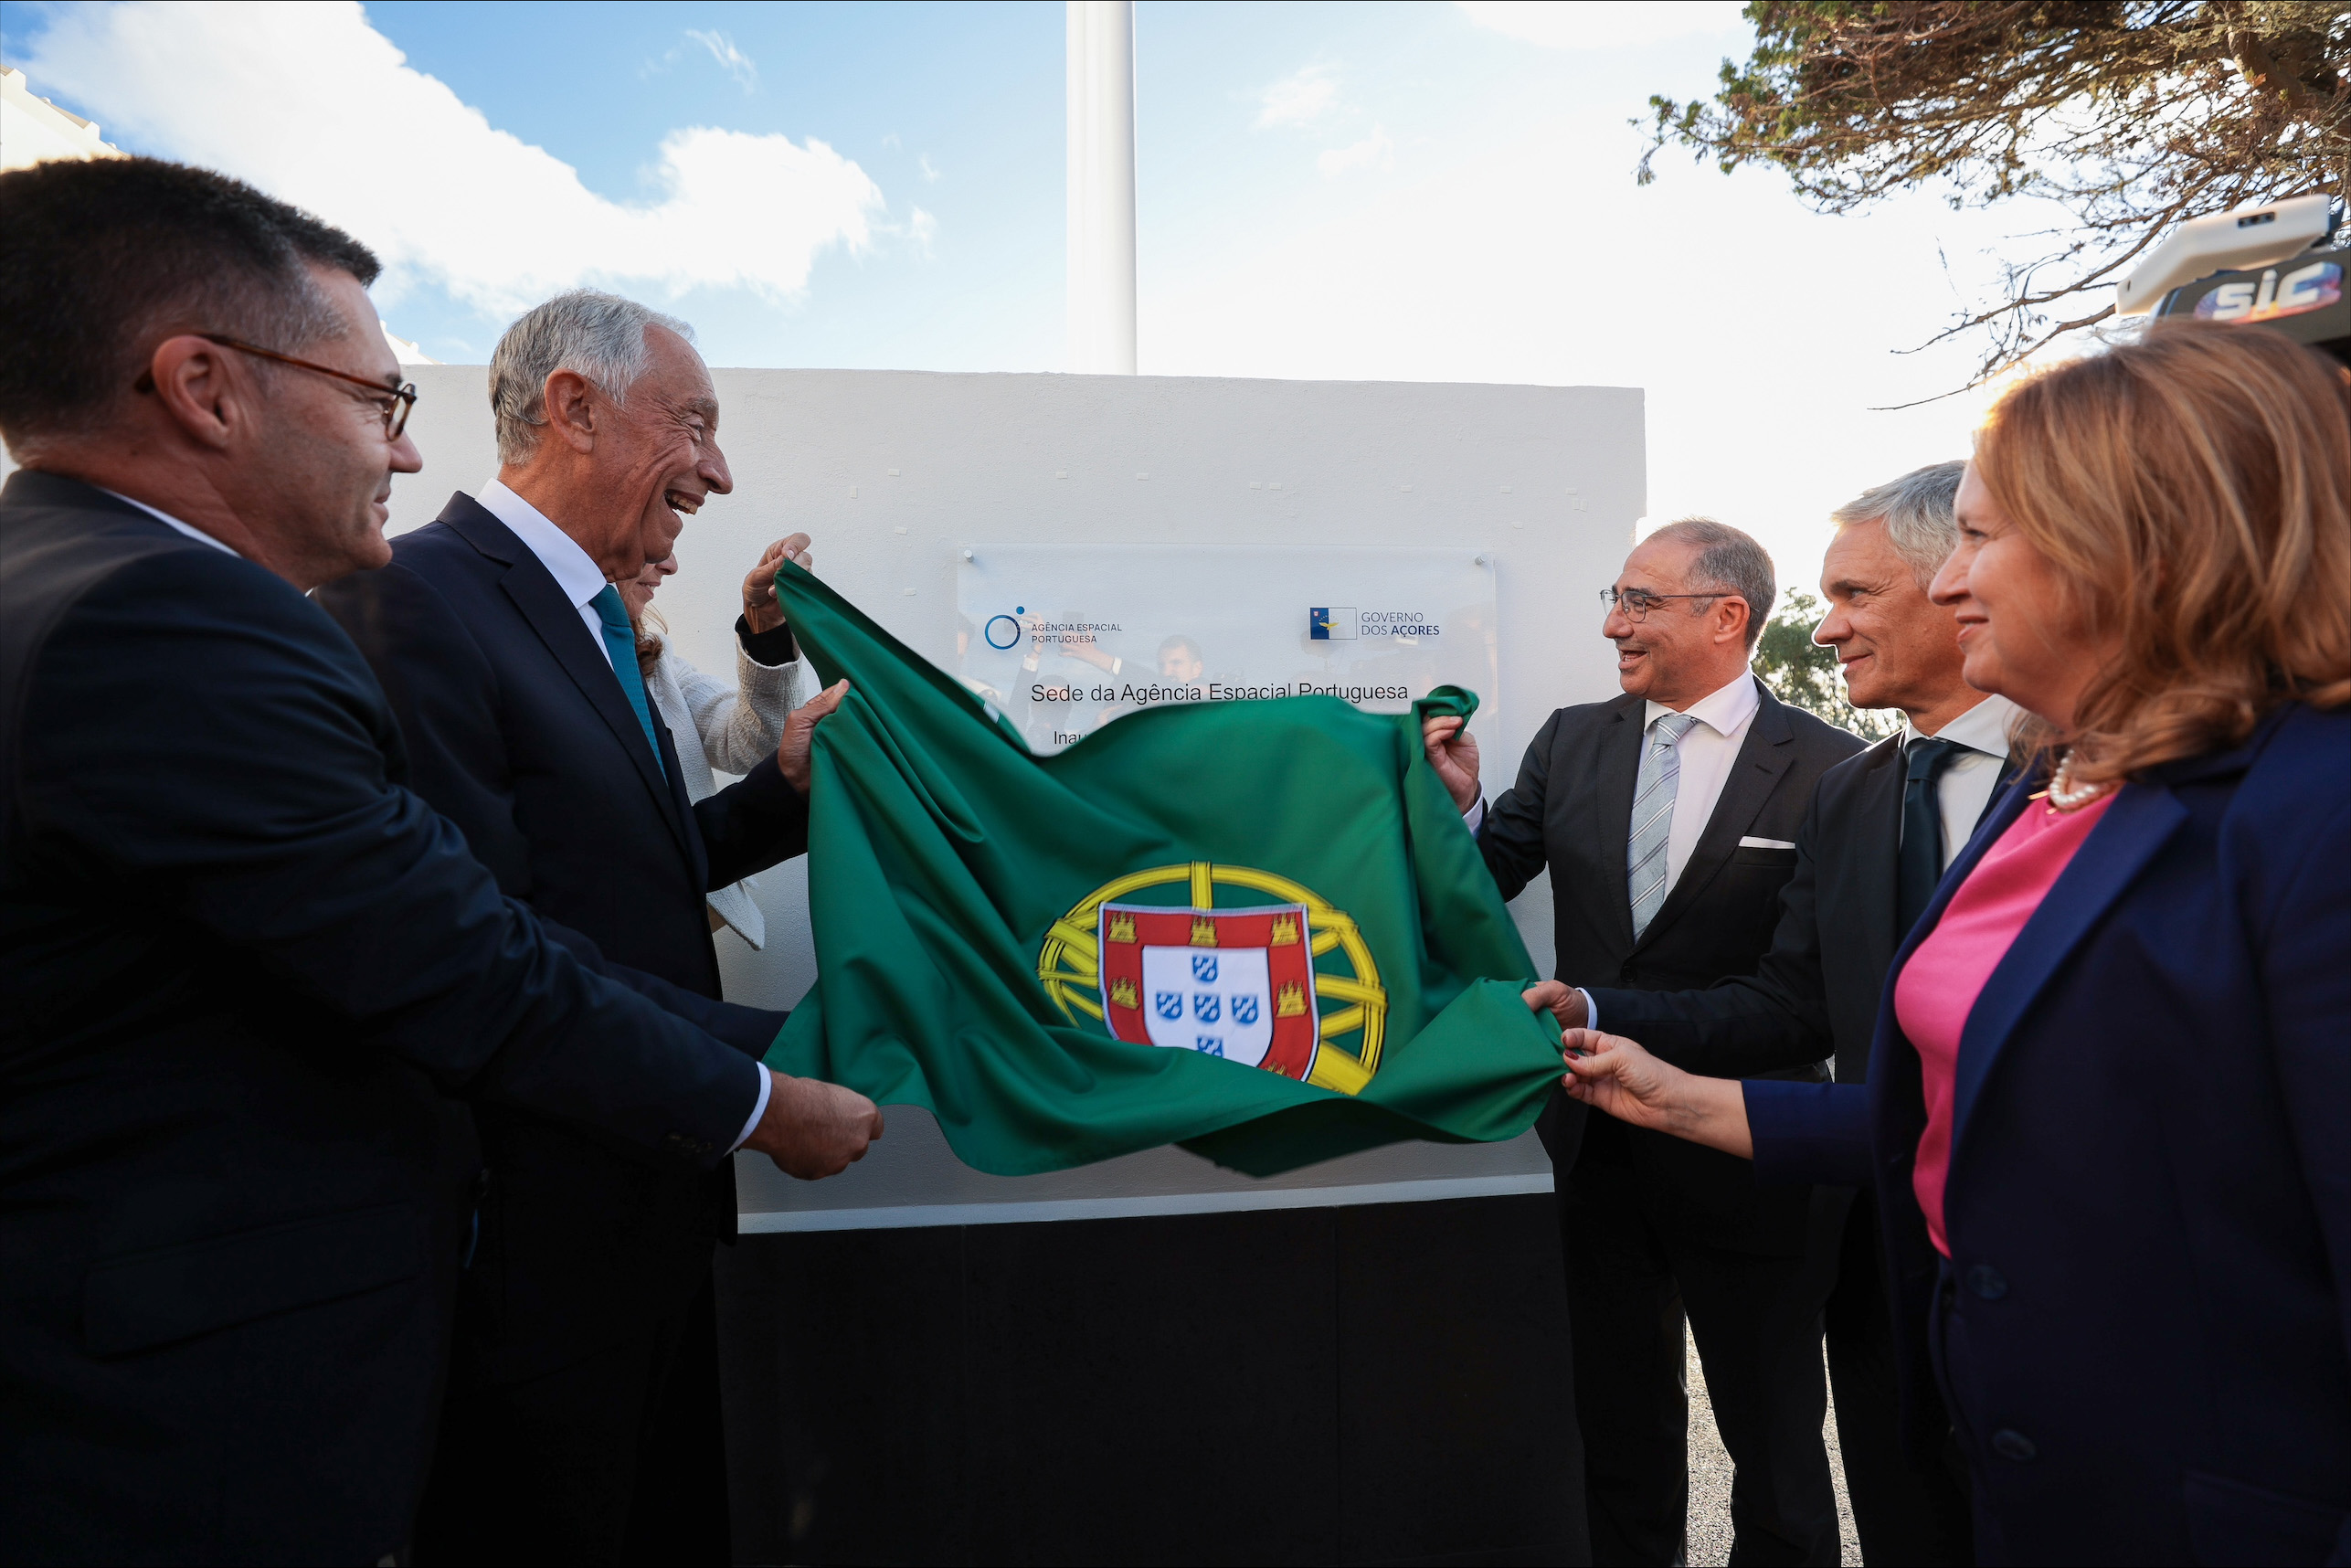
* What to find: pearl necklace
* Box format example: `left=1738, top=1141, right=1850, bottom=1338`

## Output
left=2046, top=748, right=2114, bottom=812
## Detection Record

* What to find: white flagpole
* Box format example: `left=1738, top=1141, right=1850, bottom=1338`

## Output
left=1065, top=0, right=1138, bottom=375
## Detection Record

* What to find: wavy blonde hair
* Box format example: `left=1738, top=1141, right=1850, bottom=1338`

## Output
left=1974, top=323, right=2351, bottom=785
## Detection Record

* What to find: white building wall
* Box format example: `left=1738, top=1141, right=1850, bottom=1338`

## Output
left=0, top=66, right=123, bottom=170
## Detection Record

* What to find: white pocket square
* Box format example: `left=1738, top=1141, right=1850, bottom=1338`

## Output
left=1738, top=836, right=1796, bottom=850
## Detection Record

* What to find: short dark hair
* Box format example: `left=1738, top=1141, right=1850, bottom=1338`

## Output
left=1160, top=634, right=1202, bottom=662
left=0, top=156, right=380, bottom=446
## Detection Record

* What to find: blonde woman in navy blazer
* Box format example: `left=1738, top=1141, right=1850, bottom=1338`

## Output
left=1555, top=324, right=2351, bottom=1564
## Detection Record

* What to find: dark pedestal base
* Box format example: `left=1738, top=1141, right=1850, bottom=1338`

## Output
left=715, top=1194, right=1586, bottom=1566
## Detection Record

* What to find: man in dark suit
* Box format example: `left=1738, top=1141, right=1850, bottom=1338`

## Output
left=1424, top=519, right=1864, bottom=1564
left=314, top=290, right=842, bottom=1564
left=0, top=158, right=880, bottom=1566
left=1565, top=465, right=2010, bottom=1564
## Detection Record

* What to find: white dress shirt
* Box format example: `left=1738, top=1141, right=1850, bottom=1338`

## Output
left=476, top=478, right=617, bottom=668
left=1901, top=693, right=2021, bottom=872
left=471, top=482, right=774, bottom=1150
left=1641, top=671, right=1762, bottom=905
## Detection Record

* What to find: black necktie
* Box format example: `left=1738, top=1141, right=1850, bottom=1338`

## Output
left=1897, top=736, right=1962, bottom=937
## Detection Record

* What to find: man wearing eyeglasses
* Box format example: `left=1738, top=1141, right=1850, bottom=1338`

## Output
left=1423, top=520, right=1864, bottom=1566
left=0, top=157, right=879, bottom=1566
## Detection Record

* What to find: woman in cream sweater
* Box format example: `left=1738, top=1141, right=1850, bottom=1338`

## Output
left=619, top=533, right=811, bottom=948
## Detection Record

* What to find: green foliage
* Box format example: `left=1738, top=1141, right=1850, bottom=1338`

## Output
left=1644, top=2, right=2351, bottom=386
left=1753, top=589, right=1904, bottom=740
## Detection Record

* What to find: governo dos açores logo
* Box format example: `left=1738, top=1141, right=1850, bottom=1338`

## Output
left=1036, top=861, right=1388, bottom=1096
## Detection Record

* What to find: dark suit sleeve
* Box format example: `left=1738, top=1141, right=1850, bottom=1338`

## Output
left=1742, top=1080, right=1872, bottom=1187
left=1477, top=709, right=1562, bottom=902
left=536, top=916, right=785, bottom=1058
left=19, top=552, right=758, bottom=1163
left=1585, top=780, right=1837, bottom=1075
left=675, top=614, right=808, bottom=889
left=737, top=612, right=797, bottom=666
left=692, top=757, right=809, bottom=890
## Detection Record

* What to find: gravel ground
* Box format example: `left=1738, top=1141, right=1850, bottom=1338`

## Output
left=1686, top=1339, right=1857, bottom=1565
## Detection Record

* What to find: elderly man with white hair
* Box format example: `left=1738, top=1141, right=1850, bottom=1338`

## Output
left=316, top=290, right=857, bottom=1565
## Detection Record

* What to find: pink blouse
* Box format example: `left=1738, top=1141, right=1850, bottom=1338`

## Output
left=1893, top=789, right=2117, bottom=1255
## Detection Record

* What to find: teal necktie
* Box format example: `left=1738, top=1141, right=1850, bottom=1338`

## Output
left=590, top=584, right=666, bottom=777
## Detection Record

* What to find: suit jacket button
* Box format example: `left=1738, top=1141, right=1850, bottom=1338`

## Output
left=1992, top=1428, right=2036, bottom=1462
left=1967, top=1264, right=2007, bottom=1299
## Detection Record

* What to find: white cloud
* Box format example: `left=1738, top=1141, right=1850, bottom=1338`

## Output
left=1318, top=127, right=1393, bottom=177
left=919, top=154, right=941, bottom=182
left=684, top=28, right=758, bottom=93
left=1457, top=1, right=1748, bottom=49
left=21, top=2, right=883, bottom=317
left=1257, top=64, right=1339, bottom=129
left=907, top=207, right=939, bottom=256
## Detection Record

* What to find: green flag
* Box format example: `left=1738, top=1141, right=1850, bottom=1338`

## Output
left=762, top=563, right=1562, bottom=1178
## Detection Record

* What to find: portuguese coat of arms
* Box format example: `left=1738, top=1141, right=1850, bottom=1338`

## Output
left=1036, top=862, right=1388, bottom=1095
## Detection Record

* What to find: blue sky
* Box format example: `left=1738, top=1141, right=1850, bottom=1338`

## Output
left=4, top=0, right=2074, bottom=587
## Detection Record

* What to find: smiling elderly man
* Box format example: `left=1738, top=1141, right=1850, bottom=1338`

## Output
left=315, top=291, right=846, bottom=1565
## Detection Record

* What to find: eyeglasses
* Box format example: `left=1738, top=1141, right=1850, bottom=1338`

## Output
left=1599, top=587, right=1727, bottom=621
left=135, top=333, right=418, bottom=439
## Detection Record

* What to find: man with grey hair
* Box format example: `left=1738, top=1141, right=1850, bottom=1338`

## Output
left=1527, top=461, right=2013, bottom=1564
left=317, top=289, right=854, bottom=1563
left=1424, top=516, right=1864, bottom=1564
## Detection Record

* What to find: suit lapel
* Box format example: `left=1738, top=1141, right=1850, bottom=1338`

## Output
left=1589, top=695, right=1646, bottom=950
left=1848, top=737, right=1904, bottom=967
left=1950, top=781, right=2187, bottom=1145
left=1634, top=687, right=1795, bottom=951
left=439, top=495, right=691, bottom=859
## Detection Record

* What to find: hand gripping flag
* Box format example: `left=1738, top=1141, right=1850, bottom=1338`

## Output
left=762, top=563, right=1563, bottom=1178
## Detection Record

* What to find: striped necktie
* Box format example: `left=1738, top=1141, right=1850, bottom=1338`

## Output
left=589, top=584, right=666, bottom=777
left=1627, top=711, right=1700, bottom=938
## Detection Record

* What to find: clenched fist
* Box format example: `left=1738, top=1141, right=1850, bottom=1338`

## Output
left=1421, top=714, right=1481, bottom=814
left=743, top=534, right=814, bottom=634
left=741, top=1068, right=884, bottom=1180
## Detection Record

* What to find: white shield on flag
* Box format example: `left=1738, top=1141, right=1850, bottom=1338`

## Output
left=1137, top=946, right=1273, bottom=1065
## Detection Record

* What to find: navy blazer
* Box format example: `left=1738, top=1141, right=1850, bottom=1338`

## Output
left=1743, top=703, right=2350, bottom=1564
left=0, top=473, right=759, bottom=1563
left=314, top=492, right=810, bottom=1382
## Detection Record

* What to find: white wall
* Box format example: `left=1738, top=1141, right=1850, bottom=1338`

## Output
left=0, top=66, right=124, bottom=170
left=378, top=366, right=1649, bottom=1220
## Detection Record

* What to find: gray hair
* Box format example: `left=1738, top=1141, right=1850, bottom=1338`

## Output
left=1830, top=460, right=1965, bottom=588
left=1645, top=516, right=1776, bottom=650
left=489, top=289, right=694, bottom=465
